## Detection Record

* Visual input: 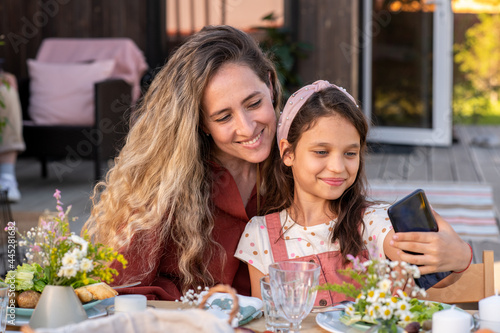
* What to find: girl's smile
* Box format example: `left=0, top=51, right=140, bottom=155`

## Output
left=320, top=177, right=346, bottom=187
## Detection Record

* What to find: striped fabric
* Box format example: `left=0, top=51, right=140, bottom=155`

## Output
left=367, top=181, right=500, bottom=240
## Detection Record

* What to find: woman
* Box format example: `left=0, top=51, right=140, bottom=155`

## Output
left=84, top=25, right=471, bottom=300
left=83, top=25, right=282, bottom=300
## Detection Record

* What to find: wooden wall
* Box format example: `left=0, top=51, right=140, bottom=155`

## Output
left=292, top=0, right=359, bottom=99
left=0, top=0, right=163, bottom=78
left=1, top=0, right=358, bottom=97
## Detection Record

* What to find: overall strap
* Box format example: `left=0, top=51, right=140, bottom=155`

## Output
left=265, top=213, right=289, bottom=262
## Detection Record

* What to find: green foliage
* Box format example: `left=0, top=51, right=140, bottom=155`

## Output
left=315, top=255, right=425, bottom=328
left=253, top=12, right=312, bottom=98
left=453, top=81, right=495, bottom=124
left=454, top=13, right=500, bottom=123
left=5, top=263, right=47, bottom=292
left=408, top=298, right=444, bottom=324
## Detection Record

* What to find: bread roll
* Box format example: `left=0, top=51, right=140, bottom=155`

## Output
left=74, top=287, right=94, bottom=303
left=17, top=290, right=41, bottom=308
left=74, top=282, right=118, bottom=303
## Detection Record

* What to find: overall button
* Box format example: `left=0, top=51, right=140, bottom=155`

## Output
left=309, top=259, right=315, bottom=263
left=319, top=299, right=327, bottom=306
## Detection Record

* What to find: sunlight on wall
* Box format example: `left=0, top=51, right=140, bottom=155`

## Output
left=453, top=0, right=500, bottom=13
left=378, top=0, right=500, bottom=13
left=166, top=0, right=284, bottom=36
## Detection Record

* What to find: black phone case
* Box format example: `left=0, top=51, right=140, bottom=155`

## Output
left=387, top=189, right=450, bottom=289
left=387, top=189, right=438, bottom=233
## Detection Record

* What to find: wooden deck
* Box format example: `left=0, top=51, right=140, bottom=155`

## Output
left=11, top=156, right=95, bottom=235
left=366, top=125, right=500, bottom=213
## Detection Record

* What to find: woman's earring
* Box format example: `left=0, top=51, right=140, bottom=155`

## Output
left=205, top=132, right=210, bottom=136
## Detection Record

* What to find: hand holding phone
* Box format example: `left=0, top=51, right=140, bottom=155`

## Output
left=387, top=189, right=438, bottom=233
left=387, top=189, right=451, bottom=289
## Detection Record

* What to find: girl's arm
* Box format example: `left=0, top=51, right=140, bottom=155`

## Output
left=248, top=264, right=266, bottom=299
left=384, top=210, right=471, bottom=278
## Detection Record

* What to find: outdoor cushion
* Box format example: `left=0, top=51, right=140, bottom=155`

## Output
left=27, top=59, right=115, bottom=126
left=35, top=38, right=148, bottom=103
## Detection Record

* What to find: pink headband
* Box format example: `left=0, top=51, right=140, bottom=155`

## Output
left=276, top=80, right=358, bottom=144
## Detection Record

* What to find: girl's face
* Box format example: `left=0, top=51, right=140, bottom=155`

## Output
left=282, top=115, right=360, bottom=205
left=202, top=63, right=276, bottom=165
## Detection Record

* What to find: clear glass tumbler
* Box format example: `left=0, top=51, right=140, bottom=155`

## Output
left=269, top=261, right=320, bottom=333
left=0, top=282, right=9, bottom=333
left=260, top=275, right=291, bottom=332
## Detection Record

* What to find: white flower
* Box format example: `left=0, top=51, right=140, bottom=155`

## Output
left=366, top=288, right=378, bottom=303
left=70, top=234, right=87, bottom=246
left=378, top=278, right=392, bottom=292
left=395, top=299, right=409, bottom=312
left=380, top=305, right=393, bottom=320
left=396, top=289, right=408, bottom=299
left=389, top=260, right=399, bottom=268
left=80, top=258, right=94, bottom=272
left=61, top=252, right=78, bottom=267
left=398, top=310, right=413, bottom=323
left=70, top=234, right=89, bottom=254
left=57, top=266, right=77, bottom=278
left=71, top=248, right=85, bottom=260
left=345, top=303, right=356, bottom=316
left=388, top=296, right=399, bottom=309
left=366, top=305, right=378, bottom=319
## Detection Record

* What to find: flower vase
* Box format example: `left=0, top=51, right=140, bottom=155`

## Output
left=29, top=285, right=87, bottom=329
left=365, top=319, right=404, bottom=333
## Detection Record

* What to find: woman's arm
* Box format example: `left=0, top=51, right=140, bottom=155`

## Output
left=384, top=210, right=471, bottom=276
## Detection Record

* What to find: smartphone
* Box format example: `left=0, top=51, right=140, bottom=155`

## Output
left=387, top=189, right=451, bottom=289
left=387, top=189, right=438, bottom=233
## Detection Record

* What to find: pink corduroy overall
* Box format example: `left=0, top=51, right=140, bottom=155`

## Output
left=265, top=212, right=368, bottom=306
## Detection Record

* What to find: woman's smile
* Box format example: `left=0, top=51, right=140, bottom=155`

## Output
left=239, top=129, right=263, bottom=146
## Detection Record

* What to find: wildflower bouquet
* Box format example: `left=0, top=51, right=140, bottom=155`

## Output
left=11, top=189, right=127, bottom=289
left=315, top=254, right=441, bottom=333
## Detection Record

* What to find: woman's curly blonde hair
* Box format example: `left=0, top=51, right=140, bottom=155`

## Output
left=83, top=25, right=282, bottom=291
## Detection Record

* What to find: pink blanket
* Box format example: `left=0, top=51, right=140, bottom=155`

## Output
left=36, top=38, right=148, bottom=102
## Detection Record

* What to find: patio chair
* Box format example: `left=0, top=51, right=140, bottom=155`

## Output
left=18, top=38, right=148, bottom=181
left=420, top=250, right=494, bottom=304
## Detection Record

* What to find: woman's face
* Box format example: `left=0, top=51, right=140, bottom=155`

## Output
left=202, top=63, right=276, bottom=165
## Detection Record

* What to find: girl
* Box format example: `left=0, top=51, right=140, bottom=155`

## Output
left=235, top=80, right=471, bottom=305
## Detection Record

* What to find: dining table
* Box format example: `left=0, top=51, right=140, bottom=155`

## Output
left=7, top=300, right=477, bottom=333
left=150, top=300, right=330, bottom=333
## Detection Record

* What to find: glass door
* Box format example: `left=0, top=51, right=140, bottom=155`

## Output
left=362, top=0, right=453, bottom=146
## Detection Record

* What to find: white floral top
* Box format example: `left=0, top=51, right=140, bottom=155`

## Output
left=235, top=204, right=393, bottom=275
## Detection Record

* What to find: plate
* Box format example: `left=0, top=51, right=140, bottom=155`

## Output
left=316, top=309, right=367, bottom=333
left=15, top=300, right=103, bottom=317
left=315, top=302, right=458, bottom=333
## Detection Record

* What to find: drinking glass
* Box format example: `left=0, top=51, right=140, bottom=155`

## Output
left=0, top=282, right=8, bottom=333
left=269, top=261, right=320, bottom=333
left=260, top=276, right=290, bottom=332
